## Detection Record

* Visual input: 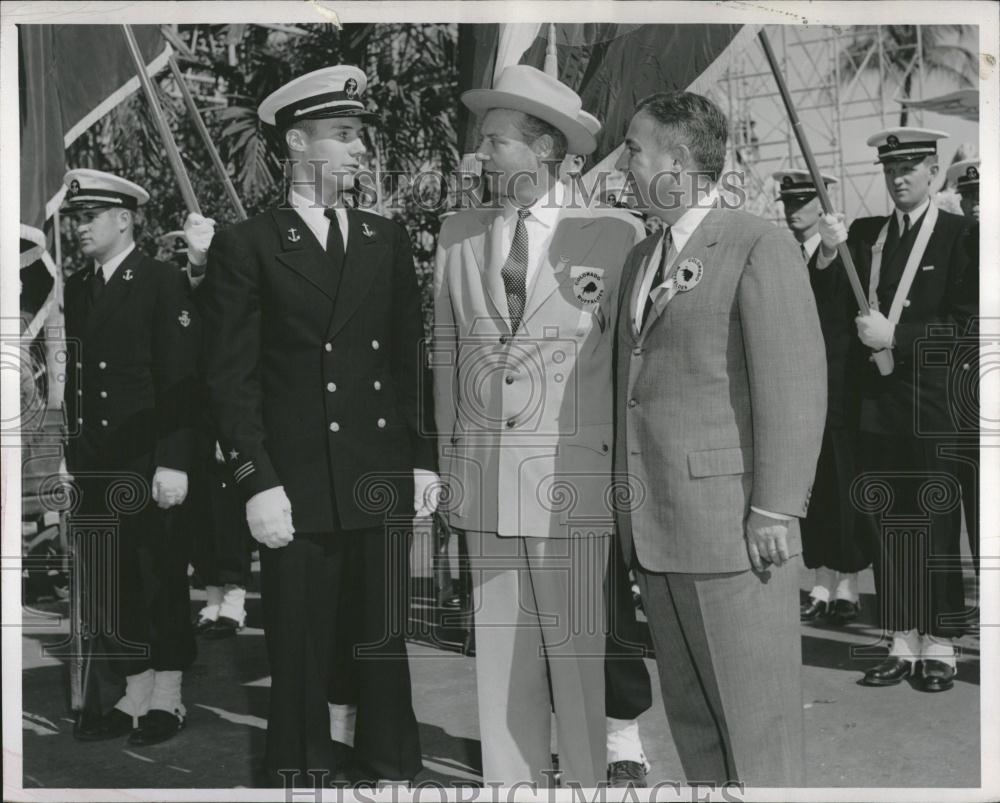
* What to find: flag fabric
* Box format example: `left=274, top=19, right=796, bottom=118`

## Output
left=898, top=89, right=979, bottom=122
left=457, top=23, right=752, bottom=164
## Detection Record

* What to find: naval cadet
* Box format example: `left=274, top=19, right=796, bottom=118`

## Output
left=774, top=169, right=870, bottom=626
left=818, top=128, right=975, bottom=692
left=62, top=169, right=199, bottom=745
left=200, top=65, right=438, bottom=785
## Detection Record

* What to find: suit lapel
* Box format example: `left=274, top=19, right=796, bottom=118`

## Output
left=520, top=212, right=599, bottom=326
left=86, top=248, right=143, bottom=339
left=641, top=209, right=724, bottom=336
left=326, top=210, right=383, bottom=339
left=619, top=234, right=659, bottom=343
left=482, top=209, right=511, bottom=328
left=273, top=208, right=339, bottom=300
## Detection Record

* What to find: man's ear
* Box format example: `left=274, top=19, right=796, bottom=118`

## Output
left=672, top=142, right=692, bottom=171
left=928, top=161, right=940, bottom=178
left=285, top=126, right=307, bottom=153
left=117, top=209, right=133, bottom=233
left=531, top=133, right=554, bottom=160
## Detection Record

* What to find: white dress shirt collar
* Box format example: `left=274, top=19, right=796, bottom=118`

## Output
left=504, top=179, right=564, bottom=228
left=94, top=241, right=136, bottom=282
left=288, top=189, right=349, bottom=249
left=801, top=232, right=821, bottom=261
left=498, top=180, right=565, bottom=285
left=894, top=197, right=930, bottom=231
left=667, top=188, right=719, bottom=254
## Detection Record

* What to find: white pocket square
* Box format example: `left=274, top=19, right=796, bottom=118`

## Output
left=921, top=264, right=935, bottom=271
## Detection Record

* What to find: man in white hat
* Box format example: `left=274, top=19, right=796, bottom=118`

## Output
left=61, top=168, right=199, bottom=746
left=432, top=64, right=644, bottom=786
left=818, top=127, right=977, bottom=692
left=200, top=65, right=436, bottom=784
left=773, top=169, right=871, bottom=627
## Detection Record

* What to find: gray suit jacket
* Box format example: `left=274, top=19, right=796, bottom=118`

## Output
left=613, top=208, right=827, bottom=573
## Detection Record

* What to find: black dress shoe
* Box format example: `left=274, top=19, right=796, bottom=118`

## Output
left=73, top=708, right=135, bottom=741
left=193, top=615, right=217, bottom=635
left=827, top=599, right=860, bottom=625
left=608, top=760, right=647, bottom=788
left=861, top=657, right=915, bottom=686
left=204, top=615, right=242, bottom=640
left=128, top=709, right=184, bottom=746
left=920, top=659, right=956, bottom=692
left=800, top=598, right=829, bottom=622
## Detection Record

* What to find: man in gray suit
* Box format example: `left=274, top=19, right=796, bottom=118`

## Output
left=612, top=91, right=827, bottom=786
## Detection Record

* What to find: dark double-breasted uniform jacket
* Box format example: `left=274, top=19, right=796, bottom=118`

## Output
left=201, top=207, right=434, bottom=533
left=64, top=248, right=199, bottom=478
left=841, top=209, right=974, bottom=435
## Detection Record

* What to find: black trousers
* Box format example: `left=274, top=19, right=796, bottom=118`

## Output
left=72, top=472, right=196, bottom=713
left=605, top=534, right=652, bottom=721
left=258, top=527, right=421, bottom=782
left=801, top=427, right=871, bottom=573
left=185, top=456, right=253, bottom=589
left=858, top=434, right=969, bottom=638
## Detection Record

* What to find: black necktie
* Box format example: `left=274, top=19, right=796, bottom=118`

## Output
left=902, top=213, right=911, bottom=237
left=90, top=267, right=106, bottom=302
left=643, top=227, right=673, bottom=326
left=800, top=243, right=809, bottom=263
left=323, top=208, right=345, bottom=260
left=501, top=209, right=531, bottom=333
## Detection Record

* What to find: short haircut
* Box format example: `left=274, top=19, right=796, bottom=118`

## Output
left=634, top=91, right=728, bottom=181
left=511, top=111, right=568, bottom=163
left=280, top=118, right=324, bottom=155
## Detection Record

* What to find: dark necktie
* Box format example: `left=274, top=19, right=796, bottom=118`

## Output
left=501, top=208, right=531, bottom=333
left=902, top=213, right=911, bottom=237
left=323, top=208, right=345, bottom=261
left=643, top=227, right=673, bottom=326
left=800, top=243, right=809, bottom=263
left=90, top=267, right=106, bottom=302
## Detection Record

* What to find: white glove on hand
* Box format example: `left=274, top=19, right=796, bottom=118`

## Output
left=818, top=212, right=847, bottom=252
left=153, top=467, right=188, bottom=509
left=246, top=486, right=295, bottom=549
left=856, top=309, right=895, bottom=351
left=183, top=212, right=216, bottom=267
left=414, top=469, right=442, bottom=518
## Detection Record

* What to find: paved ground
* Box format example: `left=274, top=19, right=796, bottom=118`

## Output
left=14, top=530, right=981, bottom=791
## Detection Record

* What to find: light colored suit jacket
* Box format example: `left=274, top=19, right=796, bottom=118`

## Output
left=433, top=201, right=644, bottom=538
left=614, top=208, right=827, bottom=573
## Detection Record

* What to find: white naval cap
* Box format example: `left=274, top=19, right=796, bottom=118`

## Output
left=867, top=127, right=948, bottom=164
left=257, top=65, right=377, bottom=128
left=946, top=159, right=980, bottom=192
left=61, top=168, right=149, bottom=212
left=772, top=168, right=838, bottom=197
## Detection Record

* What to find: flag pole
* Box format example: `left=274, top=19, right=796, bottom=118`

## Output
left=121, top=25, right=202, bottom=216
left=167, top=56, right=247, bottom=220
left=757, top=29, right=893, bottom=376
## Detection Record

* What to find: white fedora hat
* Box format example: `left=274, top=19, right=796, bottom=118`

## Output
left=461, top=65, right=597, bottom=155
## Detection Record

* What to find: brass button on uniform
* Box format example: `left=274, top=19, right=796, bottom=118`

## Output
left=98, top=361, right=107, bottom=369
left=325, top=343, right=333, bottom=352
left=327, top=382, right=337, bottom=392
left=100, top=419, right=108, bottom=427
left=377, top=418, right=387, bottom=428
left=373, top=380, right=381, bottom=390
left=329, top=422, right=340, bottom=432
left=100, top=391, right=108, bottom=399
left=371, top=340, right=380, bottom=350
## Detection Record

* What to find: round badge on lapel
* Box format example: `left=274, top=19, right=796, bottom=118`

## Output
left=673, top=258, right=703, bottom=292
left=573, top=271, right=605, bottom=304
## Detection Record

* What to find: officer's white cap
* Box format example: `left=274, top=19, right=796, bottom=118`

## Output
left=61, top=168, right=149, bottom=212
left=258, top=65, right=376, bottom=128
left=867, top=127, right=948, bottom=164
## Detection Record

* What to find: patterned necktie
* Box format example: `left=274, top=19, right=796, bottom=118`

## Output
left=90, top=267, right=106, bottom=302
left=501, top=208, right=531, bottom=333
left=643, top=227, right=673, bottom=326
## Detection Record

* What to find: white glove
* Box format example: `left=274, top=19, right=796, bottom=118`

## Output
left=818, top=212, right=847, bottom=252
left=152, top=467, right=188, bottom=509
left=414, top=469, right=442, bottom=518
left=183, top=212, right=216, bottom=267
left=58, top=458, right=74, bottom=483
left=246, top=486, right=295, bottom=549
left=856, top=310, right=895, bottom=351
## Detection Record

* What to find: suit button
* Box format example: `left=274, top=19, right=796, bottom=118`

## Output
left=628, top=398, right=638, bottom=408
left=373, top=380, right=382, bottom=390
left=77, top=417, right=84, bottom=425
left=602, top=443, right=609, bottom=453
left=329, top=422, right=340, bottom=432
left=903, top=299, right=911, bottom=307
left=75, top=362, right=82, bottom=370
left=325, top=343, right=333, bottom=352
left=499, top=335, right=508, bottom=345
left=377, top=418, right=387, bottom=428
left=506, top=418, right=516, bottom=428
left=327, top=382, right=337, bottom=392
left=77, top=389, right=82, bottom=396
left=962, top=363, right=971, bottom=370
left=100, top=419, right=108, bottom=427
left=98, top=361, right=107, bottom=369
left=505, top=375, right=514, bottom=385
left=371, top=340, right=380, bottom=350
left=100, top=391, right=108, bottom=399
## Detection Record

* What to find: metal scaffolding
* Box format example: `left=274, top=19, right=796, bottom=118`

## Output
left=714, top=25, right=931, bottom=223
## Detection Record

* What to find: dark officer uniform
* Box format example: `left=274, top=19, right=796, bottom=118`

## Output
left=61, top=172, right=199, bottom=738
left=828, top=129, right=975, bottom=691
left=201, top=66, right=433, bottom=783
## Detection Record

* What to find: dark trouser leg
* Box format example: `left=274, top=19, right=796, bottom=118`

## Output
left=605, top=534, right=651, bottom=721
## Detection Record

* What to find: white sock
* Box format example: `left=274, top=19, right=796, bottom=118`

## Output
left=834, top=573, right=859, bottom=603
left=811, top=567, right=837, bottom=602
left=218, top=584, right=247, bottom=625
left=606, top=717, right=650, bottom=772
left=149, top=670, right=186, bottom=720
left=920, top=634, right=957, bottom=668
left=114, top=669, right=155, bottom=721
left=889, top=629, right=920, bottom=662
left=329, top=703, right=357, bottom=746
left=198, top=585, right=224, bottom=621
